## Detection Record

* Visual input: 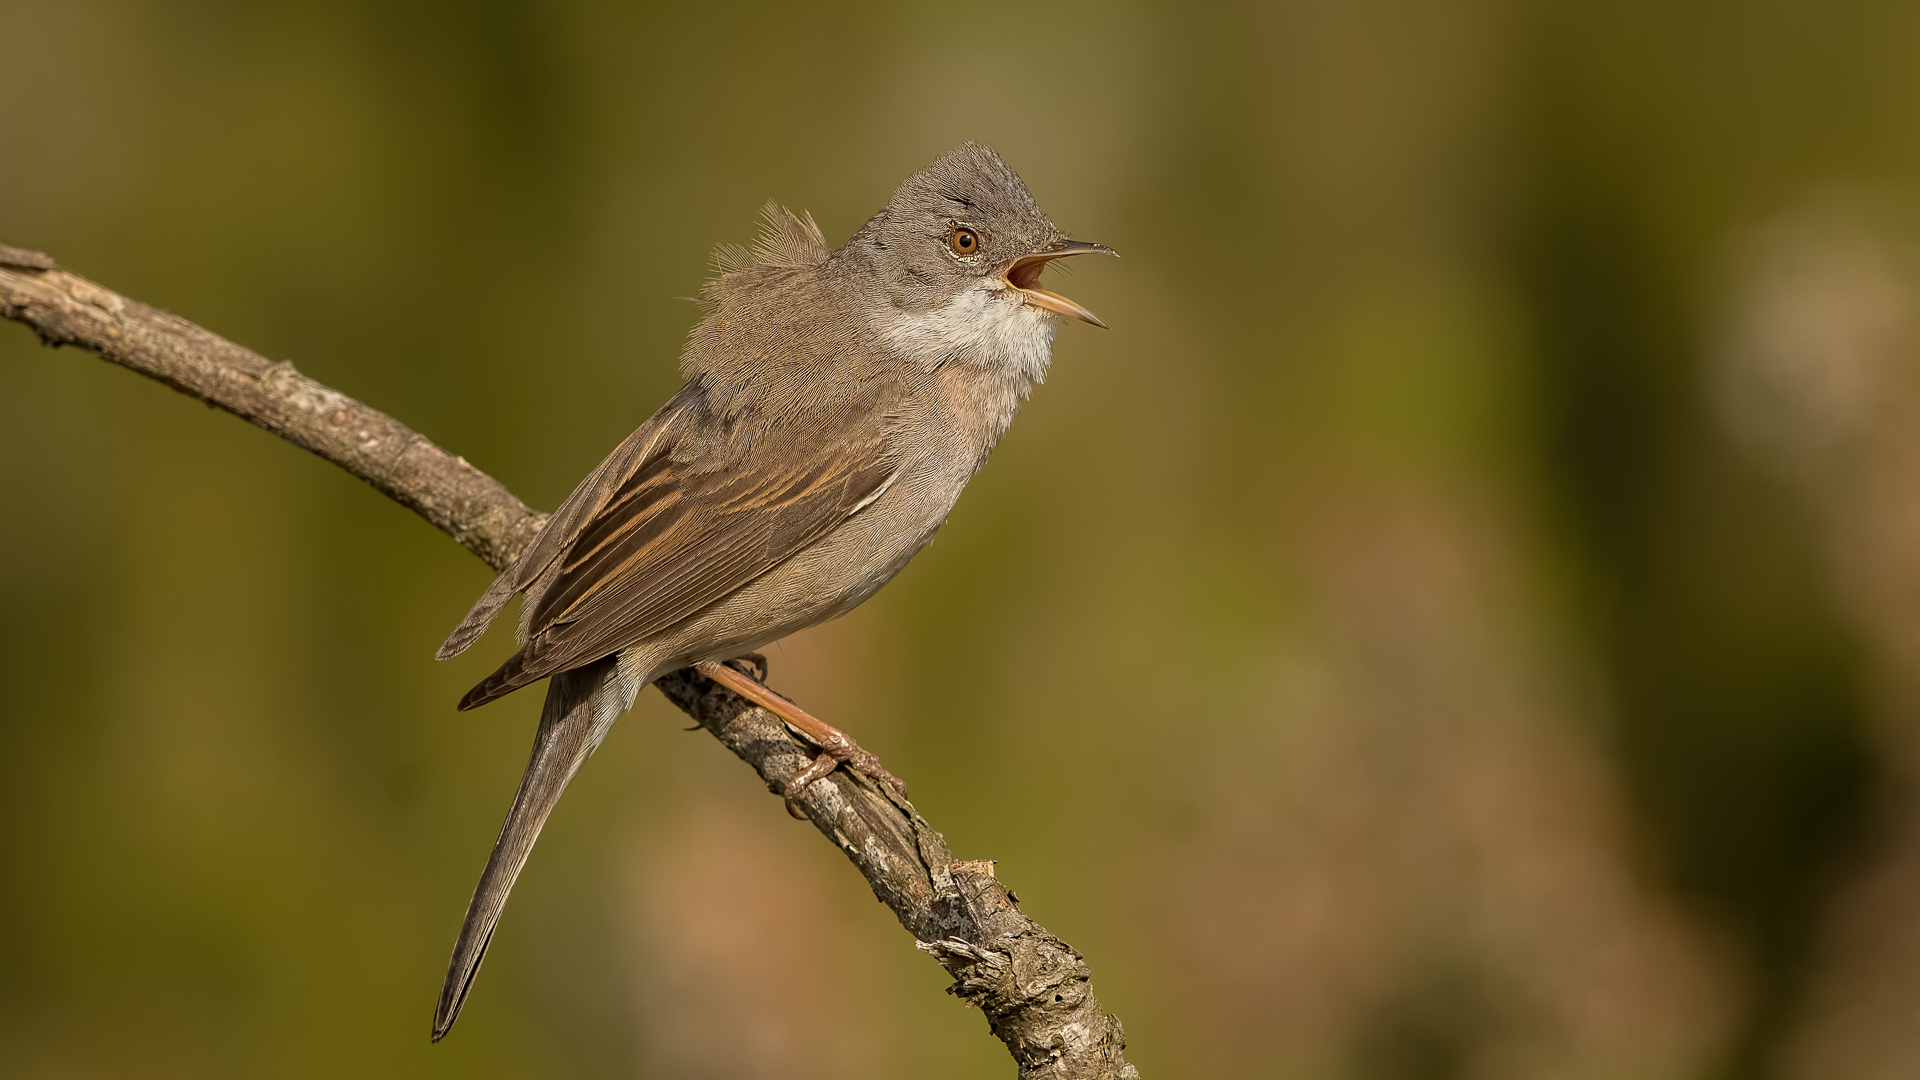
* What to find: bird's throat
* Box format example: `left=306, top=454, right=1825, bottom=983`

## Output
left=871, top=286, right=1058, bottom=380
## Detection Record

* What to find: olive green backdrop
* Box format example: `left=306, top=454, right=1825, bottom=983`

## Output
left=6, top=1, right=1920, bottom=1078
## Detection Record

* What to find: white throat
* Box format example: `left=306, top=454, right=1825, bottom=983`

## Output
left=871, top=285, right=1059, bottom=456
left=872, top=284, right=1056, bottom=375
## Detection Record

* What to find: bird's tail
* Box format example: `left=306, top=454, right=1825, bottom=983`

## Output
left=431, top=655, right=618, bottom=1041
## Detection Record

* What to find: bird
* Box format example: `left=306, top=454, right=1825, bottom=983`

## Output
left=429, top=142, right=1114, bottom=1041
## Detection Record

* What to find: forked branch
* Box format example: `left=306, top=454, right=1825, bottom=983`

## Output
left=0, top=243, right=1137, bottom=1080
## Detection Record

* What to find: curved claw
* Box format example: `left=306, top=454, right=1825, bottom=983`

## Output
left=781, top=736, right=905, bottom=820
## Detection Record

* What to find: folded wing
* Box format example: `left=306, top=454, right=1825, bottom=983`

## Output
left=447, top=379, right=899, bottom=709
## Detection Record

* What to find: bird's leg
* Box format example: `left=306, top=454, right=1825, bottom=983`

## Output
left=681, top=653, right=769, bottom=730
left=694, top=659, right=905, bottom=818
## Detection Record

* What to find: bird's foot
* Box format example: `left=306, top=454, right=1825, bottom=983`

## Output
left=782, top=727, right=904, bottom=818
left=693, top=659, right=905, bottom=820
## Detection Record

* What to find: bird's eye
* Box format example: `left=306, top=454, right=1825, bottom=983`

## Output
left=949, top=227, right=980, bottom=256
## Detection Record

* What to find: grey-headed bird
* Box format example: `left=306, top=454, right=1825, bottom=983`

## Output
left=431, top=143, right=1114, bottom=1040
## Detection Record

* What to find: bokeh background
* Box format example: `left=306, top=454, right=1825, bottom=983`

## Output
left=6, top=1, right=1920, bottom=1077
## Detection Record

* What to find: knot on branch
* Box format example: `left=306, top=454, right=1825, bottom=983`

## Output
left=922, top=922, right=1095, bottom=1015
left=919, top=935, right=1012, bottom=989
left=935, top=861, right=1136, bottom=1079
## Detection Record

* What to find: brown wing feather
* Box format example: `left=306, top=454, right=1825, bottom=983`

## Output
left=435, top=385, right=696, bottom=661
left=456, top=380, right=898, bottom=710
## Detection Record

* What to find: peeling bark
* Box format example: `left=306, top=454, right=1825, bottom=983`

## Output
left=1, top=243, right=1138, bottom=1079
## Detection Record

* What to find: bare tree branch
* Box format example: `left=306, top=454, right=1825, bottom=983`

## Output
left=0, top=243, right=545, bottom=574
left=1, top=243, right=1138, bottom=1080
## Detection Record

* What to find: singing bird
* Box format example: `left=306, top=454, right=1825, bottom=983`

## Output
left=430, top=143, right=1114, bottom=1040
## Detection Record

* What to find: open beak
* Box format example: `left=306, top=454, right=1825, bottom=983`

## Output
left=1004, top=239, right=1118, bottom=329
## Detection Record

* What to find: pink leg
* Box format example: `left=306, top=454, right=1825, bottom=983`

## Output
left=694, top=659, right=905, bottom=817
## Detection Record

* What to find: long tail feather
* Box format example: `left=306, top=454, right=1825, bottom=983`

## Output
left=431, top=656, right=616, bottom=1041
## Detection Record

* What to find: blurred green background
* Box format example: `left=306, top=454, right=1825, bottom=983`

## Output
left=7, top=0, right=1920, bottom=1077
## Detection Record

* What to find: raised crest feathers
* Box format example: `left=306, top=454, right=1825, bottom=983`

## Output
left=711, top=201, right=829, bottom=277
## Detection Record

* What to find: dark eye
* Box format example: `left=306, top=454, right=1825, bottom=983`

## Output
left=949, top=227, right=980, bottom=256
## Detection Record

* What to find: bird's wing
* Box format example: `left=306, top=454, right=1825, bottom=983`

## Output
left=435, top=384, right=694, bottom=663
left=455, top=380, right=899, bottom=709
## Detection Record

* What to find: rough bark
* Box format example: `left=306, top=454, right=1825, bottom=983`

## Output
left=1, top=242, right=1138, bottom=1080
